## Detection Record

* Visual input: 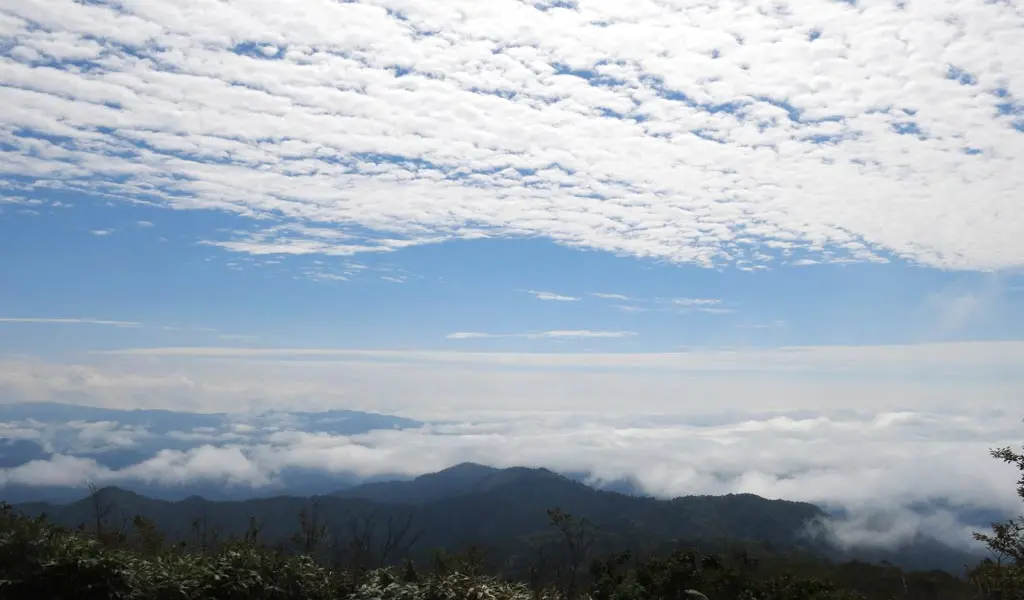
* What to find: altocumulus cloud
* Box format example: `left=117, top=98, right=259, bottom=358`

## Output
left=0, top=0, right=1022, bottom=270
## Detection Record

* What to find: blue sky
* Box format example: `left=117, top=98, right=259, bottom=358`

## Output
left=1, top=193, right=1021, bottom=358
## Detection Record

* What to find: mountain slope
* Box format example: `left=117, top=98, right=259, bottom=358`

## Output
left=332, top=462, right=500, bottom=503
left=331, top=465, right=827, bottom=546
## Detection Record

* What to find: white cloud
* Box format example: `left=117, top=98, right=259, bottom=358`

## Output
left=88, top=341, right=1024, bottom=376
left=525, top=290, right=580, bottom=301
left=0, top=195, right=42, bottom=206
left=924, top=273, right=1013, bottom=340
left=66, top=419, right=150, bottom=451
left=445, top=332, right=497, bottom=340
left=2, top=454, right=103, bottom=487
left=737, top=320, right=787, bottom=329
left=89, top=229, right=113, bottom=236
left=290, top=257, right=416, bottom=283
left=446, top=329, right=635, bottom=340
left=121, top=445, right=273, bottom=487
left=670, top=298, right=722, bottom=307
left=0, top=0, right=1020, bottom=270
left=590, top=295, right=734, bottom=314
left=136, top=220, right=154, bottom=227
left=445, top=332, right=492, bottom=340
left=0, top=318, right=265, bottom=347
left=613, top=304, right=647, bottom=313
left=303, top=271, right=349, bottom=282
left=0, top=317, right=141, bottom=327
left=694, top=307, right=736, bottom=314
left=809, top=505, right=986, bottom=552
left=0, top=342, right=1016, bottom=439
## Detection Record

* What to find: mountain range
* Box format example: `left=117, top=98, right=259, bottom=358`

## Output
left=10, top=461, right=986, bottom=575
left=0, top=402, right=425, bottom=503
left=0, top=402, right=1001, bottom=575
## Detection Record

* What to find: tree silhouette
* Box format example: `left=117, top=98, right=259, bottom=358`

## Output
left=547, top=508, right=596, bottom=600
left=970, top=421, right=1024, bottom=598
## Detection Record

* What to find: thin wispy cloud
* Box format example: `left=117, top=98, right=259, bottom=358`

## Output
left=446, top=330, right=636, bottom=340
left=218, top=333, right=260, bottom=342
left=302, top=271, right=349, bottom=283
left=0, top=0, right=1019, bottom=270
left=0, top=196, right=41, bottom=206
left=669, top=298, right=722, bottom=307
left=693, top=307, right=736, bottom=315
left=591, top=295, right=732, bottom=315
left=0, top=317, right=141, bottom=327
left=593, top=292, right=647, bottom=313
left=0, top=318, right=256, bottom=344
left=924, top=274, right=1009, bottom=340
left=737, top=321, right=787, bottom=329
left=295, top=261, right=416, bottom=284
left=136, top=220, right=154, bottom=227
left=614, top=305, right=648, bottom=313
left=89, top=229, right=113, bottom=237
left=87, top=341, right=1024, bottom=377
left=661, top=297, right=735, bottom=314
left=525, top=290, right=580, bottom=302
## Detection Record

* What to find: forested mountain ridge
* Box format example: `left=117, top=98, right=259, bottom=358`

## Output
left=12, top=463, right=982, bottom=575
left=5, top=442, right=1024, bottom=600
left=15, top=465, right=825, bottom=550
left=330, top=461, right=503, bottom=504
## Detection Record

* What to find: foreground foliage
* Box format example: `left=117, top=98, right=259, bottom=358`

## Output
left=0, top=500, right=986, bottom=600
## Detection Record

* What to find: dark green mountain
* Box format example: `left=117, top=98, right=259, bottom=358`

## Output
left=12, top=464, right=982, bottom=575
left=331, top=462, right=501, bottom=503
left=17, top=466, right=824, bottom=551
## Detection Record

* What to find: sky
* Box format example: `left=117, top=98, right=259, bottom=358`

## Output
left=1, top=0, right=1024, bottom=546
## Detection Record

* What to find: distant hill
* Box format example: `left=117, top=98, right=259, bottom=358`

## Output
left=0, top=402, right=425, bottom=502
left=0, top=402, right=227, bottom=433
left=0, top=438, right=50, bottom=468
left=0, top=401, right=424, bottom=436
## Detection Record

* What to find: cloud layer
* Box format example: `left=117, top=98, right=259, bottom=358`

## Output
left=1, top=397, right=1020, bottom=553
left=2, top=344, right=1023, bottom=551
left=2, top=0, right=1022, bottom=270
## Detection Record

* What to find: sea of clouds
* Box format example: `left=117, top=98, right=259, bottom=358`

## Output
left=2, top=347, right=1022, bottom=554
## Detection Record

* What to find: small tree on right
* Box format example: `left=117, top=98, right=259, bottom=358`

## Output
left=970, top=424, right=1024, bottom=599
